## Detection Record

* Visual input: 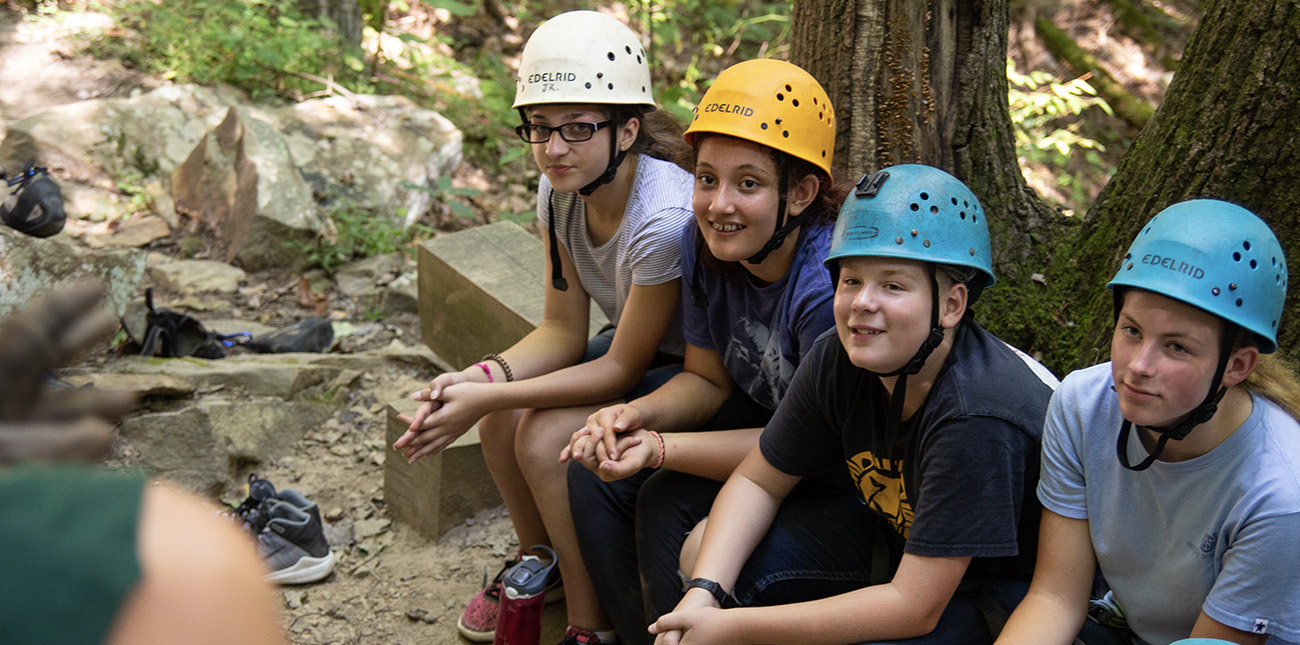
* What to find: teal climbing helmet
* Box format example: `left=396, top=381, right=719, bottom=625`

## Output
left=825, top=164, right=995, bottom=290
left=1108, top=199, right=1288, bottom=353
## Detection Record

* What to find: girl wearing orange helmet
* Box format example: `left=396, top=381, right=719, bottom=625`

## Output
left=560, top=58, right=845, bottom=645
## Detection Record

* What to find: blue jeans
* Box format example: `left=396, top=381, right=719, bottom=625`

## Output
left=568, top=385, right=771, bottom=645
left=639, top=471, right=1030, bottom=645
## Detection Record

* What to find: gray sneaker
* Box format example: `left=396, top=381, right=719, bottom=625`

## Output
left=257, top=495, right=336, bottom=585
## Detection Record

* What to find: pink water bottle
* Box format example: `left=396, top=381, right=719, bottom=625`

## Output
left=493, top=545, right=557, bottom=645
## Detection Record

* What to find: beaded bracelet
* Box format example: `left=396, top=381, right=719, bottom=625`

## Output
left=473, top=362, right=493, bottom=383
left=482, top=353, right=514, bottom=382
left=648, top=430, right=665, bottom=469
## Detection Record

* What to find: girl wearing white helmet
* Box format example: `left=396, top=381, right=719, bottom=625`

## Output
left=648, top=165, right=1057, bottom=643
left=998, top=201, right=1300, bottom=644
left=559, top=59, right=845, bottom=645
left=393, top=11, right=695, bottom=644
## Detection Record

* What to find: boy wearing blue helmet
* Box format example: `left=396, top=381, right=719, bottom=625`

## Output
left=998, top=201, right=1300, bottom=644
left=648, top=165, right=1056, bottom=643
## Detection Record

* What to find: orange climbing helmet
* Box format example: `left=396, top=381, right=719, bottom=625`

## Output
left=684, top=59, right=836, bottom=186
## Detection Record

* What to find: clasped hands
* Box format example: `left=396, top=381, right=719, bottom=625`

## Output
left=392, top=371, right=490, bottom=463
left=559, top=403, right=658, bottom=480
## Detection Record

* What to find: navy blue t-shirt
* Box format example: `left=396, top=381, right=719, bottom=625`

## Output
left=760, top=319, right=1052, bottom=581
left=679, top=220, right=836, bottom=410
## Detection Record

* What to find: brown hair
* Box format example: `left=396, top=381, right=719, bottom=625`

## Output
left=610, top=105, right=693, bottom=172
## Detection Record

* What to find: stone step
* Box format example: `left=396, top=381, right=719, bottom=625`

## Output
left=397, top=221, right=609, bottom=537
left=383, top=397, right=501, bottom=540
left=416, top=220, right=607, bottom=371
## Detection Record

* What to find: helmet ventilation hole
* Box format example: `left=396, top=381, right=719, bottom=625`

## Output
left=1212, top=287, right=1221, bottom=296
left=910, top=203, right=920, bottom=212
left=1230, top=283, right=1238, bottom=290
left=793, top=99, right=800, bottom=107
left=760, top=122, right=768, bottom=130
left=923, top=240, right=931, bottom=248
left=1233, top=252, right=1242, bottom=262
left=1236, top=298, right=1244, bottom=306
left=960, top=212, right=966, bottom=220
left=930, top=205, right=939, bottom=214
left=951, top=197, right=958, bottom=205
left=895, top=237, right=904, bottom=244
left=911, top=229, right=919, bottom=236
left=970, top=249, right=976, bottom=256
left=920, top=192, right=929, bottom=200
left=782, top=130, right=790, bottom=138
left=586, top=83, right=592, bottom=89
left=1243, top=241, right=1252, bottom=250
left=1250, top=259, right=1258, bottom=269
left=785, top=84, right=793, bottom=91
left=607, top=83, right=614, bottom=90
left=607, top=52, right=616, bottom=61
left=777, top=93, right=785, bottom=101
left=625, top=45, right=633, bottom=54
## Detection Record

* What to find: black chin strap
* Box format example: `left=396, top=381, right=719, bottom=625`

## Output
left=744, top=154, right=794, bottom=265
left=869, top=266, right=946, bottom=457
left=579, top=118, right=627, bottom=196
left=1116, top=321, right=1237, bottom=471
left=545, top=189, right=574, bottom=291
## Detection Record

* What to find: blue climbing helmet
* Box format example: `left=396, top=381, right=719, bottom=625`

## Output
left=1107, top=199, right=1289, bottom=471
left=1107, top=199, right=1288, bottom=353
left=825, top=164, right=995, bottom=296
left=824, top=165, right=995, bottom=460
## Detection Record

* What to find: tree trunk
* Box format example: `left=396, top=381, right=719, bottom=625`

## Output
left=1053, top=0, right=1300, bottom=369
left=791, top=0, right=1065, bottom=362
left=295, top=0, right=362, bottom=48
left=793, top=0, right=1300, bottom=373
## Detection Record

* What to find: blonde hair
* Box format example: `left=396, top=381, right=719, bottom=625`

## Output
left=1244, top=352, right=1300, bottom=422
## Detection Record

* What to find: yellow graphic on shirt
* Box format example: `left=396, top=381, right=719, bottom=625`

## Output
left=847, top=451, right=913, bottom=538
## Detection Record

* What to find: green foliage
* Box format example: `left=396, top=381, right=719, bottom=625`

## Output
left=626, top=1, right=792, bottom=123
left=402, top=175, right=483, bottom=221
left=1007, top=60, right=1114, bottom=213
left=87, top=0, right=366, bottom=101
left=288, top=204, right=429, bottom=275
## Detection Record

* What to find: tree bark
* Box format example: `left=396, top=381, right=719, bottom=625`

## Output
left=295, top=0, right=362, bottom=48
left=791, top=0, right=1065, bottom=362
left=1055, top=0, right=1300, bottom=368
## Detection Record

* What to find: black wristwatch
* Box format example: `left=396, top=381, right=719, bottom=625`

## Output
left=685, top=577, right=735, bottom=607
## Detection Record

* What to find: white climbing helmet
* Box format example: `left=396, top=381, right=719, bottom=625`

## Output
left=513, top=10, right=655, bottom=109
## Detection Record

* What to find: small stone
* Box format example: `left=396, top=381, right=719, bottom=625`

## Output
left=325, top=507, right=345, bottom=522
left=283, top=589, right=306, bottom=609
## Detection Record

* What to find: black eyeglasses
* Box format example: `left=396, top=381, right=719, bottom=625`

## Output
left=515, top=121, right=612, bottom=144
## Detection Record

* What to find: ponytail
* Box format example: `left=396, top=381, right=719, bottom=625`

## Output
left=1244, top=353, right=1300, bottom=422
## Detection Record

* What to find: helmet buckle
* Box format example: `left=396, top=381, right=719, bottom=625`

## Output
left=855, top=170, right=889, bottom=198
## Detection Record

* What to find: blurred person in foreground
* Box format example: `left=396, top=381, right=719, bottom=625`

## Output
left=0, top=280, right=285, bottom=645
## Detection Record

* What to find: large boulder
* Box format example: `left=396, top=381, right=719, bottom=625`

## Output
left=0, top=226, right=144, bottom=318
left=0, top=84, right=241, bottom=191
left=171, top=106, right=320, bottom=270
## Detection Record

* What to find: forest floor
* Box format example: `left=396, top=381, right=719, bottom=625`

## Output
left=0, top=1, right=1186, bottom=643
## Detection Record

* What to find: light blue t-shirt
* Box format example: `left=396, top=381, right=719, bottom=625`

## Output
left=679, top=220, right=835, bottom=410
left=1039, top=363, right=1300, bottom=644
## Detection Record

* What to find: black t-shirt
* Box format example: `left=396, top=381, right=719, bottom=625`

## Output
left=759, top=319, right=1051, bottom=582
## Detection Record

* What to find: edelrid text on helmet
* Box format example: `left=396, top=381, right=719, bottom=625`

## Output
left=684, top=59, right=835, bottom=183
left=1108, top=199, right=1288, bottom=353
left=825, top=164, right=995, bottom=291
left=513, top=11, right=654, bottom=109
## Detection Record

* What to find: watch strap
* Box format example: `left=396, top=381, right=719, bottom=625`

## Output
left=685, top=577, right=735, bottom=607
